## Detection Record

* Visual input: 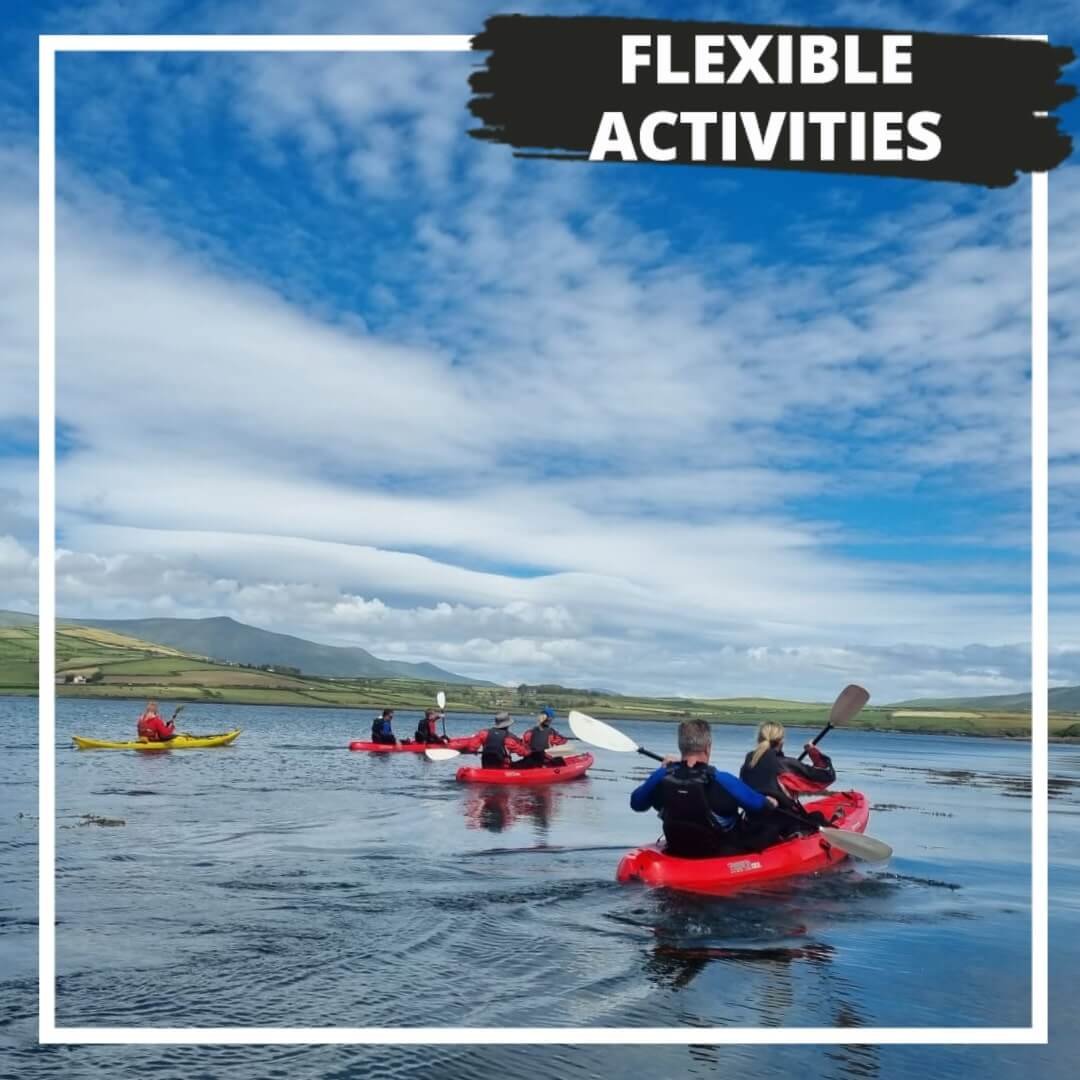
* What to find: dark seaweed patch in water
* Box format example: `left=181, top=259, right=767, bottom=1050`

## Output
left=874, top=871, right=962, bottom=891
left=91, top=789, right=160, bottom=797
left=871, top=763, right=1039, bottom=799
left=872, top=802, right=954, bottom=817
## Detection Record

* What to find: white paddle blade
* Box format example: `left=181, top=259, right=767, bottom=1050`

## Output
left=830, top=684, right=870, bottom=726
left=821, top=827, right=891, bottom=861
left=424, top=747, right=461, bottom=762
left=548, top=741, right=587, bottom=756
left=436, top=691, right=446, bottom=710
left=568, top=711, right=640, bottom=753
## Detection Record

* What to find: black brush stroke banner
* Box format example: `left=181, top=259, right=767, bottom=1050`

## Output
left=469, top=16, right=1075, bottom=187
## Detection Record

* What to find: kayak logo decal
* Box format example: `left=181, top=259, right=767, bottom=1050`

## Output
left=727, top=858, right=763, bottom=873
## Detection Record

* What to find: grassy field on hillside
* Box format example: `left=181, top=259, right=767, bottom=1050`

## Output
left=1, top=623, right=1076, bottom=738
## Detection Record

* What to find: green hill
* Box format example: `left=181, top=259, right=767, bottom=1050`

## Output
left=892, top=687, right=1080, bottom=713
left=0, top=618, right=500, bottom=711
left=51, top=613, right=481, bottom=684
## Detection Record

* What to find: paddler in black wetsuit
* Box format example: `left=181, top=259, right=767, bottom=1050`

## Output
left=630, top=719, right=779, bottom=858
left=517, top=707, right=569, bottom=769
left=479, top=712, right=528, bottom=768
left=739, top=721, right=836, bottom=845
left=370, top=708, right=397, bottom=746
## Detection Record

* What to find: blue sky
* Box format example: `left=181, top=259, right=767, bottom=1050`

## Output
left=1, top=0, right=1078, bottom=700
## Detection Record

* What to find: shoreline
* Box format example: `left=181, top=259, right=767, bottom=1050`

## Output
left=6, top=689, right=1077, bottom=743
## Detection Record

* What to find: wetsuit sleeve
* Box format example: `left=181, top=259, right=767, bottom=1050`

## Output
left=630, top=766, right=668, bottom=812
left=506, top=735, right=528, bottom=756
left=778, top=752, right=835, bottom=793
left=549, top=730, right=568, bottom=746
left=709, top=769, right=769, bottom=813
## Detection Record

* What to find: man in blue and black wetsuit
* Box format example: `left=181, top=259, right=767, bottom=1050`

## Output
left=370, top=708, right=396, bottom=746
left=630, top=719, right=779, bottom=858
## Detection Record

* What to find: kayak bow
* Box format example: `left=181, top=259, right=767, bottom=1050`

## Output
left=455, top=753, right=594, bottom=785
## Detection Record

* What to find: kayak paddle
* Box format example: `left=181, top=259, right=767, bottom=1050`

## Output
left=818, top=828, right=891, bottom=861
left=772, top=804, right=892, bottom=861
left=426, top=746, right=464, bottom=761
left=797, top=684, right=869, bottom=762
left=437, top=690, right=447, bottom=739
left=568, top=710, right=666, bottom=762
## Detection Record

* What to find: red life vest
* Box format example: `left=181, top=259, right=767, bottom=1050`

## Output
left=138, top=714, right=172, bottom=741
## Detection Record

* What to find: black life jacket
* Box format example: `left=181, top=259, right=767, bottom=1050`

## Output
left=481, top=727, right=511, bottom=765
left=415, top=716, right=437, bottom=742
left=660, top=763, right=740, bottom=831
left=740, top=747, right=801, bottom=810
left=528, top=724, right=551, bottom=753
left=372, top=717, right=393, bottom=741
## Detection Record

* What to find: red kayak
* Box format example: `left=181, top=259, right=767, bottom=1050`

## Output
left=349, top=737, right=475, bottom=753
left=455, top=753, right=594, bottom=786
left=616, top=791, right=869, bottom=894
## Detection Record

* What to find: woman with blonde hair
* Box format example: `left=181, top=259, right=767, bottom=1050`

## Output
left=739, top=720, right=837, bottom=844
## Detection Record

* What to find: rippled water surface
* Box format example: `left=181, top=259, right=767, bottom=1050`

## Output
left=2, top=697, right=1079, bottom=1077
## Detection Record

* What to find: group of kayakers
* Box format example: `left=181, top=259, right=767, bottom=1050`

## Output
left=366, top=704, right=569, bottom=769
left=369, top=707, right=449, bottom=746
left=133, top=699, right=836, bottom=857
left=477, top=708, right=569, bottom=769
left=631, top=718, right=837, bottom=858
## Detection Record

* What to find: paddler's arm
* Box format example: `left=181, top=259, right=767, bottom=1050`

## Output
left=709, top=769, right=777, bottom=814
left=630, top=765, right=670, bottom=812
left=778, top=746, right=835, bottom=791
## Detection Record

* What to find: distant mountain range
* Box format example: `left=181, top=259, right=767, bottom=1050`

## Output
left=0, top=610, right=485, bottom=685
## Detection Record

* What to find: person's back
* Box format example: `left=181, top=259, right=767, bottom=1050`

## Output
left=518, top=708, right=567, bottom=769
left=480, top=713, right=524, bottom=767
left=371, top=709, right=396, bottom=745
left=739, top=722, right=833, bottom=841
left=656, top=762, right=748, bottom=856
left=740, top=744, right=797, bottom=808
left=414, top=709, right=447, bottom=744
left=630, top=719, right=775, bottom=858
left=740, top=721, right=836, bottom=803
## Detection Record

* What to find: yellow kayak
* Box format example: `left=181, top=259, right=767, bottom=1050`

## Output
left=71, top=730, right=242, bottom=751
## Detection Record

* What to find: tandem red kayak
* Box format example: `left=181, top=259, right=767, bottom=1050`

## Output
left=616, top=790, right=870, bottom=894
left=348, top=737, right=476, bottom=753
left=455, top=753, right=594, bottom=785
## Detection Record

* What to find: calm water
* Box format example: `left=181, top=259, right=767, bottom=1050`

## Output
left=1, top=696, right=1078, bottom=1077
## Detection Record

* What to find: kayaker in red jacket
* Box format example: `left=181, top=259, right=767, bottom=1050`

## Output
left=413, top=708, right=449, bottom=744
left=476, top=713, right=528, bottom=768
left=517, top=707, right=569, bottom=768
left=137, top=701, right=176, bottom=742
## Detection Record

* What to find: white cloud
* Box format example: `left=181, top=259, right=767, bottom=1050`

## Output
left=3, top=17, right=1078, bottom=698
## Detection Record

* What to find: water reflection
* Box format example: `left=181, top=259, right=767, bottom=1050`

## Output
left=646, top=941, right=836, bottom=988
left=461, top=787, right=558, bottom=834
